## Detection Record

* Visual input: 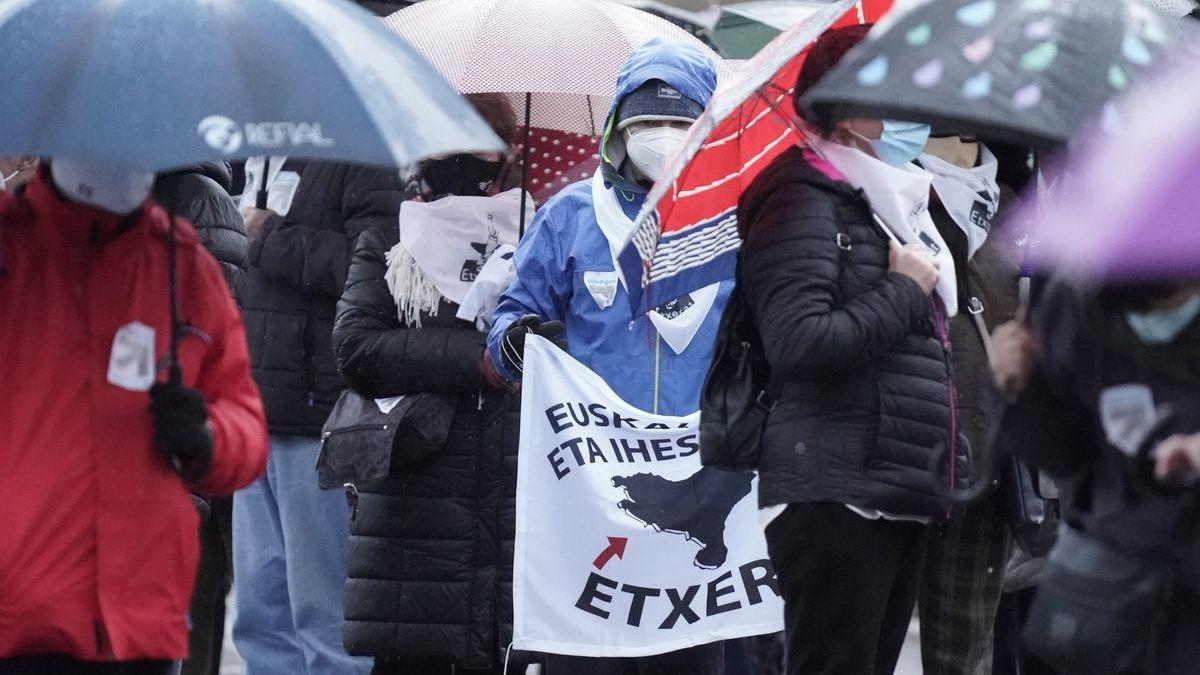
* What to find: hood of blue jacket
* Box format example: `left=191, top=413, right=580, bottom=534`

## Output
left=601, top=38, right=718, bottom=191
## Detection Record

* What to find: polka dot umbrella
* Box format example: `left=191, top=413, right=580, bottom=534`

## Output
left=382, top=0, right=730, bottom=227
left=800, top=0, right=1193, bottom=150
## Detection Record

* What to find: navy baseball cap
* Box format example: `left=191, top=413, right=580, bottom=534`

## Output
left=615, top=79, right=704, bottom=131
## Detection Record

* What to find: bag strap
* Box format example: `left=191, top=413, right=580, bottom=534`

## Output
left=732, top=257, right=784, bottom=409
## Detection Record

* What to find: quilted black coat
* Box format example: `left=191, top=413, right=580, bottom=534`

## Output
left=739, top=147, right=960, bottom=518
left=153, top=163, right=247, bottom=301
left=332, top=226, right=520, bottom=670
left=242, top=160, right=406, bottom=435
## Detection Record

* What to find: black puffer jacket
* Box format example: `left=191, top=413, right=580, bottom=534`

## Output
left=999, top=277, right=1200, bottom=593
left=740, top=147, right=958, bottom=517
left=242, top=160, right=406, bottom=435
left=154, top=163, right=247, bottom=301
left=332, top=226, right=520, bottom=670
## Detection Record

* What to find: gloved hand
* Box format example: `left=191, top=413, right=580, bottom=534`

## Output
left=149, top=383, right=214, bottom=484
left=500, top=314, right=567, bottom=374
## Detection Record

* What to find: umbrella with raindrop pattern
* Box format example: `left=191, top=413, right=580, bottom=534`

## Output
left=801, top=0, right=1192, bottom=149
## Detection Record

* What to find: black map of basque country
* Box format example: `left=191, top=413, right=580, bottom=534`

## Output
left=612, top=467, right=754, bottom=569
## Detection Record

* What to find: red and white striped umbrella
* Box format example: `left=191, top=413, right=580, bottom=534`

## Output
left=383, top=0, right=728, bottom=205
left=618, top=0, right=870, bottom=310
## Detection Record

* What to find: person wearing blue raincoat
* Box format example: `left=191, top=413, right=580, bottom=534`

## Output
left=489, top=39, right=731, bottom=418
left=487, top=39, right=729, bottom=675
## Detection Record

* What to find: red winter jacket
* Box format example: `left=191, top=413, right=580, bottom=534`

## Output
left=0, top=174, right=268, bottom=661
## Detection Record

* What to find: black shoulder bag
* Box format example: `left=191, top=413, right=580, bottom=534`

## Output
left=1021, top=418, right=1183, bottom=675
left=697, top=258, right=781, bottom=471
left=699, top=221, right=853, bottom=470
left=316, top=390, right=455, bottom=490
left=965, top=286, right=1062, bottom=554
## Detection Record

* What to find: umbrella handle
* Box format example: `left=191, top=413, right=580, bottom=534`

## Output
left=255, top=157, right=271, bottom=210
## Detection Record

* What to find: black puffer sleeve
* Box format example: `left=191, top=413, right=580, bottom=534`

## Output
left=740, top=177, right=929, bottom=380
left=256, top=165, right=405, bottom=299
left=332, top=227, right=487, bottom=399
left=156, top=173, right=248, bottom=301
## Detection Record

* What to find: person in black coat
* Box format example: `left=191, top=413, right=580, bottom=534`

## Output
left=332, top=93, right=522, bottom=675
left=991, top=275, right=1200, bottom=675
left=155, top=162, right=247, bottom=301
left=153, top=162, right=247, bottom=675
left=738, top=25, right=954, bottom=675
left=232, top=160, right=405, bottom=675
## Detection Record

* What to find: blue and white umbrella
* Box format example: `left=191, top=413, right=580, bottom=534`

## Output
left=0, top=0, right=503, bottom=171
left=0, top=0, right=503, bottom=384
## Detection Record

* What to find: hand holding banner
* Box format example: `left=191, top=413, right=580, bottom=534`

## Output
left=513, top=336, right=784, bottom=657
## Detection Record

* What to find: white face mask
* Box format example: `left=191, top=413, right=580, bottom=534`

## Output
left=624, top=126, right=687, bottom=182
left=50, top=157, right=155, bottom=215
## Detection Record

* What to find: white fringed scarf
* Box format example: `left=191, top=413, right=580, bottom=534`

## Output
left=384, top=242, right=444, bottom=328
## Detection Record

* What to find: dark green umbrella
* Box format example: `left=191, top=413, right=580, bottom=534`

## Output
left=802, top=0, right=1190, bottom=149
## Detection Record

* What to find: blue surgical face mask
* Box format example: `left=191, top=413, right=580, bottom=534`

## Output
left=1125, top=294, right=1200, bottom=345
left=853, top=119, right=932, bottom=167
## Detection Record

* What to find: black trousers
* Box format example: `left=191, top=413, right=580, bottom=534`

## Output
left=544, top=643, right=724, bottom=675
left=181, top=497, right=233, bottom=675
left=0, top=656, right=173, bottom=675
left=764, top=503, right=928, bottom=675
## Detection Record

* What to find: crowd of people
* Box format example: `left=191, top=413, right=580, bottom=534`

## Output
left=2, top=5, right=1199, bottom=675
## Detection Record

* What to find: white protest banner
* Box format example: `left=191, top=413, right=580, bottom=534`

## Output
left=513, top=336, right=784, bottom=657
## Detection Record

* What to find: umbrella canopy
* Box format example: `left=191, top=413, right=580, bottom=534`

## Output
left=0, top=0, right=503, bottom=172
left=619, top=0, right=860, bottom=309
left=646, top=0, right=717, bottom=12
left=713, top=1, right=830, bottom=58
left=802, top=0, right=1190, bottom=150
left=383, top=0, right=728, bottom=207
left=714, top=1, right=896, bottom=59
left=615, top=0, right=716, bottom=27
left=384, top=0, right=725, bottom=135
left=1025, top=50, right=1200, bottom=282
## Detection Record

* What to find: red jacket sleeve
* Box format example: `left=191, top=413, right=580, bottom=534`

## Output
left=190, top=251, right=269, bottom=494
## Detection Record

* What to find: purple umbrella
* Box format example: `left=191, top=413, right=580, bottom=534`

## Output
left=1027, top=48, right=1200, bottom=282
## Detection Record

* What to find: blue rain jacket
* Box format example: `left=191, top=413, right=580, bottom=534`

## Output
left=488, top=39, right=728, bottom=416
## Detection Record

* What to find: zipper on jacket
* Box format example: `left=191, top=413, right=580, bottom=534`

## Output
left=930, top=299, right=958, bottom=514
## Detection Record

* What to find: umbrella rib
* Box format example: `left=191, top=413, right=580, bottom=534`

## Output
left=455, top=0, right=508, bottom=92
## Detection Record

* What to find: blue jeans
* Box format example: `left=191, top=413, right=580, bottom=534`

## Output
left=232, top=435, right=370, bottom=675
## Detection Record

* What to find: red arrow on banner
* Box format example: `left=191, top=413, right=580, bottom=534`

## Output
left=592, top=536, right=629, bottom=570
